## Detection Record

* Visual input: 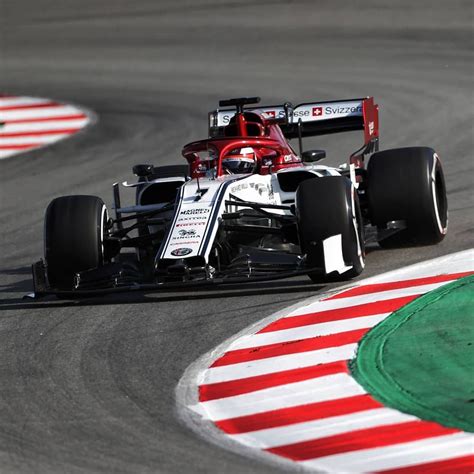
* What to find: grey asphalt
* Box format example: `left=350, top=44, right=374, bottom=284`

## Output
left=0, top=1, right=472, bottom=472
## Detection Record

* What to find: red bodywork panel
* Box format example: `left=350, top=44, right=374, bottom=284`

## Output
left=182, top=115, right=301, bottom=178
left=351, top=97, right=379, bottom=168
left=363, top=97, right=379, bottom=144
left=182, top=97, right=379, bottom=178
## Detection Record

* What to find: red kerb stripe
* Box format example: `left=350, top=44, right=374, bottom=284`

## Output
left=327, top=272, right=474, bottom=300
left=0, top=144, right=38, bottom=150
left=259, top=295, right=418, bottom=333
left=211, top=328, right=368, bottom=367
left=215, top=394, right=383, bottom=434
left=0, top=101, right=60, bottom=111
left=378, top=454, right=474, bottom=474
left=266, top=421, right=459, bottom=461
left=199, top=361, right=348, bottom=402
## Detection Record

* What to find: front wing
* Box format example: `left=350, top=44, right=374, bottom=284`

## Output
left=30, top=259, right=327, bottom=298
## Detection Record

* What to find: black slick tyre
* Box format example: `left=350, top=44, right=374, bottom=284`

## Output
left=296, top=176, right=365, bottom=283
left=367, top=147, right=448, bottom=247
left=44, top=195, right=107, bottom=289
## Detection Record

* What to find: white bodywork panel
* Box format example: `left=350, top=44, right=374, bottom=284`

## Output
left=159, top=173, right=282, bottom=261
left=322, top=234, right=352, bottom=274
left=140, top=165, right=346, bottom=270
left=212, top=100, right=363, bottom=128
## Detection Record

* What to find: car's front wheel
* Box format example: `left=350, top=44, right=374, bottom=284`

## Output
left=296, top=176, right=365, bottom=282
left=45, top=195, right=108, bottom=289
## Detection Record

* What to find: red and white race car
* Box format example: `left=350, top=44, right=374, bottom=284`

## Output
left=32, top=96, right=448, bottom=296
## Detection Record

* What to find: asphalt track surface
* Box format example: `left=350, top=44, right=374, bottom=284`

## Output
left=0, top=1, right=472, bottom=472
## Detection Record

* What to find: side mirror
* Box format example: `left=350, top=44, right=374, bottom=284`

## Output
left=302, top=149, right=326, bottom=163
left=133, top=164, right=155, bottom=177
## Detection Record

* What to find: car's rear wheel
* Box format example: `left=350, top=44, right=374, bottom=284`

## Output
left=296, top=176, right=365, bottom=282
left=45, top=195, right=108, bottom=289
left=367, top=147, right=448, bottom=247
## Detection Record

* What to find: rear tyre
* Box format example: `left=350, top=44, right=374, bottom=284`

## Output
left=367, top=147, right=448, bottom=247
left=45, top=195, right=108, bottom=289
left=296, top=176, right=365, bottom=283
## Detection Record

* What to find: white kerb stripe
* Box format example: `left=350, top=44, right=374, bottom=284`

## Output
left=0, top=134, right=75, bottom=145
left=358, top=249, right=473, bottom=285
left=0, top=105, right=85, bottom=121
left=200, top=343, right=357, bottom=385
left=0, top=150, right=24, bottom=159
left=301, top=432, right=474, bottom=473
left=0, top=97, right=53, bottom=107
left=229, top=408, right=418, bottom=449
left=1, top=119, right=88, bottom=133
left=284, top=281, right=458, bottom=319
left=229, top=313, right=388, bottom=350
left=198, top=373, right=366, bottom=421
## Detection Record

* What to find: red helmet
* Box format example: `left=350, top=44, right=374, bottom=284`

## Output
left=222, top=147, right=256, bottom=174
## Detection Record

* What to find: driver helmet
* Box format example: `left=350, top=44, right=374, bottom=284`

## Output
left=222, top=147, right=256, bottom=174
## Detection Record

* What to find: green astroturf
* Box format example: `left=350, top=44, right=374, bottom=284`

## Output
left=351, top=275, right=474, bottom=432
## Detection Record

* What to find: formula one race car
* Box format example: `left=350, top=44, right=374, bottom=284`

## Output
left=32, top=96, right=448, bottom=296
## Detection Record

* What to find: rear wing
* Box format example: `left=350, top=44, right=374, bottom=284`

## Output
left=209, top=97, right=379, bottom=156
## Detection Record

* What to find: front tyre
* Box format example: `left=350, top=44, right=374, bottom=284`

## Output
left=45, top=195, right=108, bottom=289
left=296, top=176, right=365, bottom=283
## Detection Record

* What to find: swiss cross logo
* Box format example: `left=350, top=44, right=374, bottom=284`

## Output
left=312, top=107, right=323, bottom=117
left=265, top=110, right=276, bottom=118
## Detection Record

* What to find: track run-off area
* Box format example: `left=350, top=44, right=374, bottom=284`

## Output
left=353, top=274, right=474, bottom=435
left=180, top=250, right=474, bottom=472
left=1, top=1, right=473, bottom=473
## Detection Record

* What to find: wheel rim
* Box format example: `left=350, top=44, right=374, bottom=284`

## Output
left=99, top=204, right=108, bottom=265
left=350, top=188, right=365, bottom=270
left=431, top=154, right=448, bottom=235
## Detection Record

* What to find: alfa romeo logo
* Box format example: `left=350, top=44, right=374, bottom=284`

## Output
left=171, top=248, right=193, bottom=257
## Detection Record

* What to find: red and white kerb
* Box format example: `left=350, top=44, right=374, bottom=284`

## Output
left=189, top=250, right=474, bottom=473
left=0, top=94, right=91, bottom=159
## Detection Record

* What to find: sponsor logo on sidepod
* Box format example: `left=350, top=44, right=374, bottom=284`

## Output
left=170, top=248, right=193, bottom=257
left=178, top=229, right=197, bottom=236
left=180, top=208, right=210, bottom=215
